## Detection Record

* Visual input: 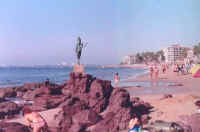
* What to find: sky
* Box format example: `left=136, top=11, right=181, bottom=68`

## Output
left=0, top=0, right=200, bottom=66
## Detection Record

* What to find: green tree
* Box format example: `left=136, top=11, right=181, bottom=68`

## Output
left=136, top=53, right=144, bottom=63
left=194, top=43, right=200, bottom=55
left=156, top=50, right=165, bottom=62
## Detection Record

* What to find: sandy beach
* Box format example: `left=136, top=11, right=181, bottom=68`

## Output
left=125, top=67, right=200, bottom=123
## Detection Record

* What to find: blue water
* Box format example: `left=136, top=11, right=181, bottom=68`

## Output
left=0, top=66, right=147, bottom=88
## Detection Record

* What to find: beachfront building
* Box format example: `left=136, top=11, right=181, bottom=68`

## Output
left=184, top=49, right=194, bottom=64
left=121, top=55, right=136, bottom=65
left=163, top=44, right=185, bottom=64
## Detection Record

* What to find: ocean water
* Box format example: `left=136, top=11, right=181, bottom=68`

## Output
left=0, top=66, right=147, bottom=88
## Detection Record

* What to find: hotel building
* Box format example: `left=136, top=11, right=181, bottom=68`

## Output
left=163, top=45, right=185, bottom=64
left=122, top=55, right=136, bottom=64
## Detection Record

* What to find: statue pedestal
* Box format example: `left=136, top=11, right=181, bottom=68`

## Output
left=73, top=64, right=85, bottom=73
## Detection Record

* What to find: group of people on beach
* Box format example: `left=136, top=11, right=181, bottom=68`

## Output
left=173, top=63, right=191, bottom=76
left=149, top=64, right=166, bottom=80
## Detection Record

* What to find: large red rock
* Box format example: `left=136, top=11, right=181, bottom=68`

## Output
left=23, top=83, right=41, bottom=90
left=0, top=122, right=30, bottom=132
left=55, top=97, right=89, bottom=131
left=0, top=101, right=21, bottom=119
left=62, top=72, right=93, bottom=95
left=89, top=79, right=113, bottom=113
left=72, top=109, right=102, bottom=127
left=107, top=88, right=131, bottom=112
left=0, top=88, right=17, bottom=98
left=91, top=88, right=133, bottom=131
left=30, top=95, right=70, bottom=111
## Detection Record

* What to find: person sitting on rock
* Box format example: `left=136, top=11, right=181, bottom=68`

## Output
left=23, top=107, right=48, bottom=132
left=128, top=116, right=142, bottom=132
left=195, top=100, right=200, bottom=113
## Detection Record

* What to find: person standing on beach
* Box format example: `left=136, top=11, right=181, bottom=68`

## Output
left=162, top=64, right=166, bottom=74
left=149, top=65, right=154, bottom=80
left=114, top=73, right=120, bottom=87
left=154, top=65, right=159, bottom=80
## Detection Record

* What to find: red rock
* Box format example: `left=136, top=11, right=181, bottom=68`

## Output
left=89, top=79, right=113, bottom=113
left=30, top=95, right=70, bottom=111
left=0, top=122, right=31, bottom=132
left=23, top=83, right=41, bottom=90
left=0, top=101, right=21, bottom=119
left=0, top=88, right=17, bottom=98
left=55, top=97, right=89, bottom=131
left=107, top=88, right=131, bottom=112
left=73, top=110, right=102, bottom=127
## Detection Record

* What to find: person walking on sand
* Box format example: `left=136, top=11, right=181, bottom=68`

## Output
left=162, top=64, right=166, bottom=74
left=114, top=72, right=120, bottom=87
left=154, top=65, right=159, bottom=80
left=23, top=107, right=48, bottom=132
left=149, top=65, right=154, bottom=80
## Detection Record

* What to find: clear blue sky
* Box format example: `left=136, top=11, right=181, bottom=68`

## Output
left=0, top=0, right=200, bottom=65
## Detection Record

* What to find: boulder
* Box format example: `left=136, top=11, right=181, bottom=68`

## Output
left=22, top=86, right=50, bottom=100
left=107, top=88, right=131, bottom=112
left=55, top=97, right=89, bottom=131
left=0, top=122, right=30, bottom=132
left=72, top=110, right=102, bottom=127
left=63, top=72, right=93, bottom=95
left=91, top=112, right=118, bottom=132
left=92, top=88, right=134, bottom=131
left=0, top=88, right=16, bottom=98
left=0, top=101, right=21, bottom=119
left=89, top=79, right=113, bottom=113
left=23, top=83, right=41, bottom=90
left=30, top=95, right=70, bottom=111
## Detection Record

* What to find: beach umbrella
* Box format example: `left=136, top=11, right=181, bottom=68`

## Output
left=190, top=64, right=200, bottom=74
left=192, top=66, right=200, bottom=78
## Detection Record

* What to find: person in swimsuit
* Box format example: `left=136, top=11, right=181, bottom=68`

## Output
left=114, top=73, right=120, bottom=87
left=128, top=117, right=142, bottom=132
left=23, top=107, right=47, bottom=132
left=195, top=100, right=200, bottom=113
left=149, top=65, right=154, bottom=80
left=162, top=64, right=166, bottom=74
left=154, top=65, right=159, bottom=80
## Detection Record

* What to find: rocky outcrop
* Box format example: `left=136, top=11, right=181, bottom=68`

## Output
left=0, top=122, right=31, bottom=132
left=0, top=101, right=21, bottom=119
left=53, top=72, right=153, bottom=132
left=0, top=88, right=16, bottom=98
left=0, top=72, right=152, bottom=131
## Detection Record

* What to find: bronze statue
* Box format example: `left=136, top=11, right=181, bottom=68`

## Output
left=75, top=36, right=87, bottom=65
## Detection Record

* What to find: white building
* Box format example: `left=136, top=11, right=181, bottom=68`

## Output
left=122, top=55, right=136, bottom=64
left=163, top=44, right=185, bottom=64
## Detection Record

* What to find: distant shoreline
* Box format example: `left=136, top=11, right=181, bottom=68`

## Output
left=103, top=64, right=149, bottom=69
